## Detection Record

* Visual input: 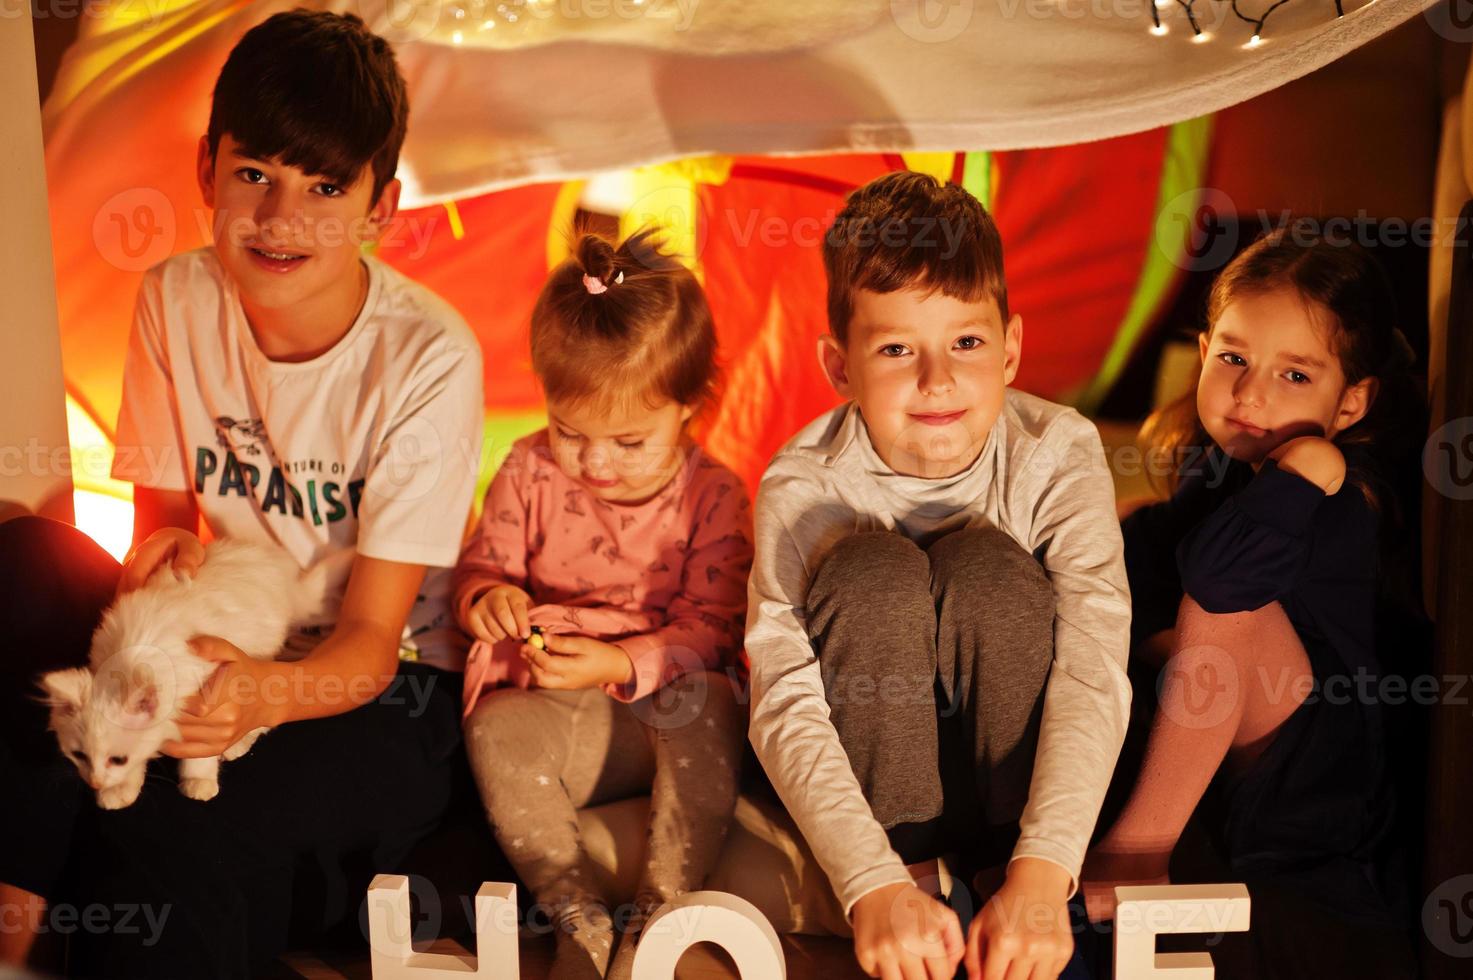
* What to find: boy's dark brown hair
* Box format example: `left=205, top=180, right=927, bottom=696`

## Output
left=822, top=170, right=1008, bottom=343
left=206, top=10, right=408, bottom=204
left=531, top=227, right=719, bottom=415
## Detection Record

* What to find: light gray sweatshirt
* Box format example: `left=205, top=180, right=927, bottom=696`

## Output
left=746, top=390, right=1132, bottom=917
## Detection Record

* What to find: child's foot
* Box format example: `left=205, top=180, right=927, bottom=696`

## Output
left=1079, top=850, right=1171, bottom=924
left=604, top=925, right=639, bottom=980
left=549, top=899, right=614, bottom=980
left=605, top=892, right=663, bottom=980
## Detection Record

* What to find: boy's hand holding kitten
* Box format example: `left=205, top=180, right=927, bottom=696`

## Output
left=118, top=529, right=281, bottom=758
left=118, top=526, right=206, bottom=596
left=466, top=585, right=635, bottom=690
left=162, top=636, right=284, bottom=759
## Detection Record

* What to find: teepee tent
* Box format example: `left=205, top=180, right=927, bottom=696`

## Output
left=26, top=0, right=1442, bottom=552
left=3, top=3, right=1471, bottom=979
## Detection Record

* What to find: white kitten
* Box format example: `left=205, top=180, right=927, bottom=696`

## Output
left=39, top=538, right=348, bottom=809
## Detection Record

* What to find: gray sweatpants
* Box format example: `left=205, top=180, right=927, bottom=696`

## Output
left=463, top=671, right=744, bottom=933
left=804, top=526, right=1055, bottom=866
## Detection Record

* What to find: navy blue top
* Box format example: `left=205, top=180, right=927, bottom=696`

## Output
left=1122, top=447, right=1381, bottom=679
left=1123, top=446, right=1399, bottom=907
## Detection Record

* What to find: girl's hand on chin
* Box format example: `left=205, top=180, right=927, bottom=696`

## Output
left=1269, top=435, right=1346, bottom=494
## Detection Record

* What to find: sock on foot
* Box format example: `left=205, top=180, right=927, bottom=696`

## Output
left=548, top=899, right=614, bottom=980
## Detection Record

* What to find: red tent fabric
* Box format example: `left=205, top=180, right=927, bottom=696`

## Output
left=364, top=137, right=1173, bottom=492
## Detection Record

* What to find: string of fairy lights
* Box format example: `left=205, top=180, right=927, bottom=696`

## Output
left=441, top=0, right=650, bottom=45
left=1149, top=0, right=1365, bottom=46
left=434, top=0, right=1372, bottom=48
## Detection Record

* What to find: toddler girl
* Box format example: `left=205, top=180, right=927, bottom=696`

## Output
left=455, top=229, right=752, bottom=980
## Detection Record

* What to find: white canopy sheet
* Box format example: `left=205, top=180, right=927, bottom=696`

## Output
left=41, top=0, right=1439, bottom=207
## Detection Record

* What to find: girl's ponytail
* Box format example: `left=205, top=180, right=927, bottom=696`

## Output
left=530, top=225, right=719, bottom=415
left=575, top=232, right=620, bottom=288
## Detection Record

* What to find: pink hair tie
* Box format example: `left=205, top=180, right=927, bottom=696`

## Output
left=582, top=270, right=623, bottom=295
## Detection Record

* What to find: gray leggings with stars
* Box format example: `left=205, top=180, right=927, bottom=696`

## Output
left=464, top=671, right=744, bottom=973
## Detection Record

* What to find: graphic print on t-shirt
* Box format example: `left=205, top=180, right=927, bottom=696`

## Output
left=213, top=416, right=268, bottom=456
left=195, top=412, right=364, bottom=529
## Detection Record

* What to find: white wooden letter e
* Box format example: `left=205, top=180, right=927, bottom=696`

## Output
left=1113, top=883, right=1251, bottom=980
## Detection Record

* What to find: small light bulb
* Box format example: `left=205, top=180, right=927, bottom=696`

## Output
left=1248, top=33, right=1262, bottom=47
left=1193, top=30, right=1211, bottom=43
left=1150, top=23, right=1169, bottom=36
left=452, top=30, right=463, bottom=44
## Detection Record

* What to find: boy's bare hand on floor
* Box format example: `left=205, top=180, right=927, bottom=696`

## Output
left=851, top=881, right=965, bottom=980
left=966, top=857, right=1074, bottom=980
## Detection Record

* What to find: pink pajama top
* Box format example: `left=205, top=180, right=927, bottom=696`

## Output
left=454, top=430, right=753, bottom=717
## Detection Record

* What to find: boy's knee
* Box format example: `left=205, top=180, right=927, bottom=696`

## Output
left=341, top=667, right=460, bottom=761
left=0, top=515, right=119, bottom=584
left=929, top=526, right=1051, bottom=612
left=806, top=533, right=935, bottom=682
left=0, top=515, right=89, bottom=557
left=376, top=665, right=457, bottom=719
left=809, top=531, right=930, bottom=612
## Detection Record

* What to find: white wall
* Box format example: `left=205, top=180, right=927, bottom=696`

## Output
left=0, top=6, right=72, bottom=522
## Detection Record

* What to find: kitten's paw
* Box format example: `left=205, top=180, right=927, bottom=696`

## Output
left=179, top=778, right=220, bottom=802
left=221, top=727, right=268, bottom=761
left=97, top=784, right=142, bottom=809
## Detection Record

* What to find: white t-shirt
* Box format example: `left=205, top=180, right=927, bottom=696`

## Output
left=111, top=248, right=484, bottom=670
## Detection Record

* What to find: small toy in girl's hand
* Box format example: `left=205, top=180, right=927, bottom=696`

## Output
left=527, top=625, right=546, bottom=650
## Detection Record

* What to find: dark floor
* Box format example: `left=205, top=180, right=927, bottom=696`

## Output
left=277, top=932, right=865, bottom=979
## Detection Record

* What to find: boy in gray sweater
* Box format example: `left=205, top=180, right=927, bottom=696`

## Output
left=746, top=172, right=1130, bottom=980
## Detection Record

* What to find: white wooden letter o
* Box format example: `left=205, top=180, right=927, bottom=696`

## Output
left=631, top=891, right=786, bottom=980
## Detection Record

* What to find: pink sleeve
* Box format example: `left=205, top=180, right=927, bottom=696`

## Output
left=607, top=471, right=754, bottom=702
left=452, top=447, right=533, bottom=632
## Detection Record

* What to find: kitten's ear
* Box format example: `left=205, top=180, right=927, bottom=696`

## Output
left=39, top=668, right=92, bottom=714
left=123, top=680, right=161, bottom=723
